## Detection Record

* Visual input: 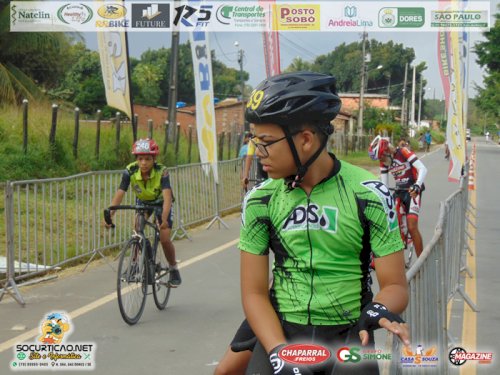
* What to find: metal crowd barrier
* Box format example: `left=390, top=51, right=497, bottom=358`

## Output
left=1, top=159, right=243, bottom=306
left=382, top=173, right=474, bottom=375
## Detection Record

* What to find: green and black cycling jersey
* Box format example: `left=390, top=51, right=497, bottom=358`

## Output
left=119, top=161, right=171, bottom=204
left=239, top=155, right=403, bottom=326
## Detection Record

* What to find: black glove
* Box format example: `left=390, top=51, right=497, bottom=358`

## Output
left=409, top=184, right=421, bottom=195
left=269, top=345, right=313, bottom=375
left=358, top=302, right=405, bottom=332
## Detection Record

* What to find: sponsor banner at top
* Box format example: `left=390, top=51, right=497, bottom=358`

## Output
left=10, top=1, right=490, bottom=32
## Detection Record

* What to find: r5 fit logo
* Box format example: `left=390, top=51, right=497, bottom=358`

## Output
left=337, top=346, right=361, bottom=363
left=174, top=5, right=212, bottom=27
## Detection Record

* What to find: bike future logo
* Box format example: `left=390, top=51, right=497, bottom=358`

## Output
left=131, top=3, right=170, bottom=28
left=11, top=312, right=96, bottom=371
left=273, top=4, right=320, bottom=30
left=57, top=3, right=93, bottom=25
left=327, top=5, right=374, bottom=28
left=448, top=347, right=493, bottom=366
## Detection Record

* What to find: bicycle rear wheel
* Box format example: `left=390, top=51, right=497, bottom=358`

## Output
left=152, top=246, right=171, bottom=310
left=117, top=239, right=148, bottom=325
left=404, top=240, right=415, bottom=268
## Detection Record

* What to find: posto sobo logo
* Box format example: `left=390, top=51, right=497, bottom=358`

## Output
left=274, top=4, right=320, bottom=30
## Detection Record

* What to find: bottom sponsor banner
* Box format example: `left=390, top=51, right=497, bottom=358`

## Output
left=11, top=312, right=96, bottom=371
left=449, top=347, right=494, bottom=366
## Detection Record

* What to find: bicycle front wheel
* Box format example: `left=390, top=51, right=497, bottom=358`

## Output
left=152, top=246, right=171, bottom=310
left=117, top=239, right=148, bottom=325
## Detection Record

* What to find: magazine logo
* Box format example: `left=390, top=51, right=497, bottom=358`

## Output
left=279, top=344, right=331, bottom=365
left=449, top=347, right=493, bottom=366
left=274, top=4, right=320, bottom=30
left=131, top=3, right=170, bottom=28
left=282, top=205, right=338, bottom=233
left=57, top=3, right=93, bottom=25
left=10, top=312, right=96, bottom=371
left=173, top=4, right=212, bottom=27
left=97, top=4, right=127, bottom=19
left=379, top=8, right=425, bottom=28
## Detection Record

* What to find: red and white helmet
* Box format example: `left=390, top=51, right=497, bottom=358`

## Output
left=368, top=135, right=390, bottom=160
left=132, top=138, right=159, bottom=156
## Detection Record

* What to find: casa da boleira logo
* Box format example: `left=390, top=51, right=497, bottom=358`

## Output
left=11, top=312, right=96, bottom=371
left=401, top=344, right=439, bottom=368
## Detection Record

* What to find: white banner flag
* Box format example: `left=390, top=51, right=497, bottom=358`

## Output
left=97, top=31, right=132, bottom=118
left=189, top=28, right=218, bottom=182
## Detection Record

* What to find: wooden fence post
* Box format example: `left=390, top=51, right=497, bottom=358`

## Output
left=115, top=112, right=121, bottom=158
left=187, top=124, right=193, bottom=164
left=22, top=99, right=28, bottom=154
left=133, top=113, right=138, bottom=141
left=163, top=121, right=169, bottom=155
left=73, top=107, right=80, bottom=158
left=175, top=122, right=180, bottom=165
left=147, top=119, right=153, bottom=139
left=95, top=110, right=101, bottom=159
left=49, top=104, right=58, bottom=148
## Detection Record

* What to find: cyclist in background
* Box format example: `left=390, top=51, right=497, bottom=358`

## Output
left=104, top=138, right=181, bottom=287
left=368, top=135, right=428, bottom=258
left=241, top=124, right=268, bottom=190
left=239, top=72, right=409, bottom=374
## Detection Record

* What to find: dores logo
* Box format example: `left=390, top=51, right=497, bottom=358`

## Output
left=283, top=204, right=338, bottom=233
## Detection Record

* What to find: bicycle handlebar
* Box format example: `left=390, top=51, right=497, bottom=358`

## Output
left=103, top=205, right=161, bottom=228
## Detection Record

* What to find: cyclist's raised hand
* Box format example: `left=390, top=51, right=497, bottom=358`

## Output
left=358, top=302, right=410, bottom=347
left=241, top=177, right=249, bottom=189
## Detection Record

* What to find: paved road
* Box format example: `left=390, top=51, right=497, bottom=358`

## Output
left=0, top=141, right=498, bottom=374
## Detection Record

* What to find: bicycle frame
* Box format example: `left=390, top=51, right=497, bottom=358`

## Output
left=390, top=189, right=414, bottom=267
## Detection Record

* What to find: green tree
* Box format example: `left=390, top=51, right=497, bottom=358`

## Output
left=0, top=4, right=73, bottom=103
left=132, top=63, right=164, bottom=106
left=474, top=6, right=500, bottom=120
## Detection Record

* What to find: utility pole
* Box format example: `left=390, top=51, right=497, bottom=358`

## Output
left=417, top=77, right=423, bottom=131
left=410, top=65, right=416, bottom=134
left=235, top=41, right=247, bottom=131
left=358, top=31, right=367, bottom=136
left=167, top=31, right=180, bottom=145
left=400, top=63, right=408, bottom=136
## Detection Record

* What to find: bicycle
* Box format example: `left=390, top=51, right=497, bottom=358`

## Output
left=104, top=205, right=172, bottom=325
left=390, top=188, right=415, bottom=268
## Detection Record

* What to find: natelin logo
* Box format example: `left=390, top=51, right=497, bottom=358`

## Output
left=57, top=3, right=93, bottom=25
left=11, top=312, right=96, bottom=370
left=379, top=8, right=425, bottom=28
left=282, top=204, right=338, bottom=233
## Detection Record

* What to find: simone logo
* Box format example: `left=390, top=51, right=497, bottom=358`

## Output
left=279, top=344, right=331, bottom=365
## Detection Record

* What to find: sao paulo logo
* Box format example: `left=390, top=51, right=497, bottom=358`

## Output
left=283, top=204, right=338, bottom=233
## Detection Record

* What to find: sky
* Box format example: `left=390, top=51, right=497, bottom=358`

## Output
left=83, top=1, right=498, bottom=101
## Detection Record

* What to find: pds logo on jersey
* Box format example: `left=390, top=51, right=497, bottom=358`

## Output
left=282, top=204, right=338, bottom=233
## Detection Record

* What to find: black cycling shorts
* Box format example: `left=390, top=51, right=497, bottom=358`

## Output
left=136, top=199, right=173, bottom=229
left=246, top=320, right=380, bottom=375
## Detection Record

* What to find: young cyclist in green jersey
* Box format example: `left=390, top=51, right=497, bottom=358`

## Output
left=104, top=138, right=181, bottom=287
left=238, top=72, right=409, bottom=374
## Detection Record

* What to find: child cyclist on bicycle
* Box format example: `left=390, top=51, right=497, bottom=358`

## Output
left=104, top=138, right=181, bottom=287
left=368, top=135, right=428, bottom=258
left=231, top=72, right=409, bottom=375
